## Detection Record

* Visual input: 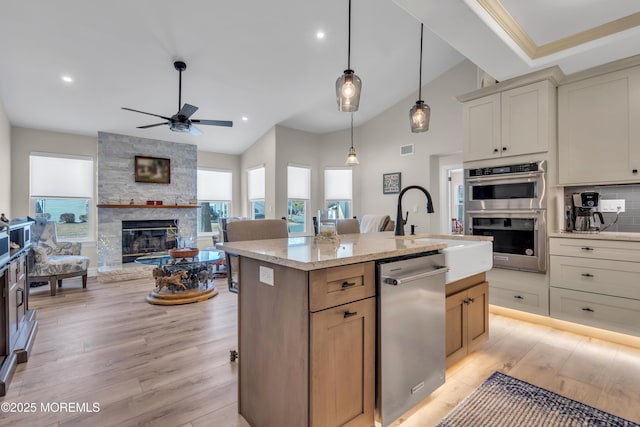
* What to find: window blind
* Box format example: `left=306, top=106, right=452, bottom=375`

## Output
left=324, top=168, right=352, bottom=200
left=197, top=169, right=232, bottom=201
left=30, top=154, right=94, bottom=198
left=287, top=165, right=310, bottom=199
left=247, top=167, right=265, bottom=200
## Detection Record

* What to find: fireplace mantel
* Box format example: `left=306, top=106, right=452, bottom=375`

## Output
left=97, top=204, right=200, bottom=209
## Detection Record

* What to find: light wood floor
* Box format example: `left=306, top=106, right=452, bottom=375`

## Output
left=1, top=276, right=639, bottom=427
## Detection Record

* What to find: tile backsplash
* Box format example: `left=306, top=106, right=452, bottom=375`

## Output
left=564, top=184, right=640, bottom=233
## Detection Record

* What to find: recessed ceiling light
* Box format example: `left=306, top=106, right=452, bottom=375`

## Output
left=316, top=31, right=325, bottom=40
left=61, top=75, right=73, bottom=83
left=241, top=116, right=248, bottom=121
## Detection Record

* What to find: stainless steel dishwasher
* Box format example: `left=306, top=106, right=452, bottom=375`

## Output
left=377, top=252, right=447, bottom=427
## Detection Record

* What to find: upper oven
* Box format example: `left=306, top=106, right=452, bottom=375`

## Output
left=465, top=161, right=546, bottom=211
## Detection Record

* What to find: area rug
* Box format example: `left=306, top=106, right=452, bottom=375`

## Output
left=436, top=371, right=639, bottom=427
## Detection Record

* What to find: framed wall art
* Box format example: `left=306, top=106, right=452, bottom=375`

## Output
left=134, top=156, right=171, bottom=184
left=382, top=172, right=401, bottom=194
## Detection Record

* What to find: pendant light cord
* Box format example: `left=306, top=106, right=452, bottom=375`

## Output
left=347, top=0, right=352, bottom=70
left=350, top=113, right=354, bottom=149
left=418, top=23, right=423, bottom=101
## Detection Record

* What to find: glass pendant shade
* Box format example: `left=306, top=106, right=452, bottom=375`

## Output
left=410, top=100, right=430, bottom=133
left=336, top=70, right=362, bottom=112
left=345, top=113, right=359, bottom=165
left=409, top=23, right=430, bottom=133
left=345, top=146, right=359, bottom=165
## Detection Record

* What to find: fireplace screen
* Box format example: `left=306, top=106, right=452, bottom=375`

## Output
left=122, top=219, right=178, bottom=263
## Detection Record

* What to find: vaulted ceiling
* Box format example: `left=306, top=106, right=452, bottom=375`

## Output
left=1, top=0, right=639, bottom=154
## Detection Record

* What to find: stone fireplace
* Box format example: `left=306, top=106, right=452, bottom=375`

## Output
left=97, top=132, right=197, bottom=271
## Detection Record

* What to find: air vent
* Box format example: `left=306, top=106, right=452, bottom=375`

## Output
left=400, top=144, right=414, bottom=156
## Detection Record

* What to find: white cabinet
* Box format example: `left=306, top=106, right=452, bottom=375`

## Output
left=487, top=268, right=549, bottom=316
left=462, top=80, right=555, bottom=162
left=549, top=237, right=640, bottom=336
left=558, top=66, right=640, bottom=185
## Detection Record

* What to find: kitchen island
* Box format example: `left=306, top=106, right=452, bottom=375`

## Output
left=219, top=232, right=492, bottom=427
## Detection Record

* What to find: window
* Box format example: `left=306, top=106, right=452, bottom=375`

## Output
left=324, top=168, right=352, bottom=219
left=287, top=165, right=310, bottom=235
left=29, top=153, right=94, bottom=240
left=248, top=166, right=265, bottom=220
left=448, top=168, right=464, bottom=234
left=197, top=169, right=232, bottom=233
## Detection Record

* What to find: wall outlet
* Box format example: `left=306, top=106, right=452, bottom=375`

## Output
left=259, top=266, right=274, bottom=286
left=600, top=199, right=625, bottom=213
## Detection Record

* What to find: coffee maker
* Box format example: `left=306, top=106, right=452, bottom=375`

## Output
left=569, top=192, right=604, bottom=232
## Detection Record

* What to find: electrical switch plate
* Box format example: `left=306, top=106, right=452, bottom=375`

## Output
left=600, top=199, right=625, bottom=213
left=259, top=266, right=274, bottom=286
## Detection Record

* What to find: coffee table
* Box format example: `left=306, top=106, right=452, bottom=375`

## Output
left=135, top=249, right=225, bottom=305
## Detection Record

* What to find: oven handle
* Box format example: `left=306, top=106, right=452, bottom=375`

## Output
left=465, top=171, right=544, bottom=183
left=466, top=209, right=544, bottom=215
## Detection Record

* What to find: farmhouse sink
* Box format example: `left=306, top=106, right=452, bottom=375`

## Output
left=397, top=236, right=493, bottom=283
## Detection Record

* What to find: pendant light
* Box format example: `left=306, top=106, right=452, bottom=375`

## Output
left=410, top=23, right=430, bottom=133
left=345, top=113, right=359, bottom=166
left=336, top=0, right=361, bottom=112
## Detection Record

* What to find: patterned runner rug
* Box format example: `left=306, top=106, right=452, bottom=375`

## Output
left=436, top=371, right=639, bottom=427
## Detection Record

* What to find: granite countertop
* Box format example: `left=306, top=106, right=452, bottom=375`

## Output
left=549, top=231, right=640, bottom=242
left=218, top=232, right=492, bottom=271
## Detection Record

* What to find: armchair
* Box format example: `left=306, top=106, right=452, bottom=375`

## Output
left=28, top=221, right=89, bottom=296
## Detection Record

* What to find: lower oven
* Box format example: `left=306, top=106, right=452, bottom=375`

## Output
left=466, top=209, right=546, bottom=273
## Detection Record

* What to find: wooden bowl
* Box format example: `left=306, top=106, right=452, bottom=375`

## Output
left=169, top=248, right=199, bottom=259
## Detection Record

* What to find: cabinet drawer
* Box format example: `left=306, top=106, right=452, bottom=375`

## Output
left=549, top=237, right=640, bottom=262
left=490, top=284, right=549, bottom=316
left=550, top=287, right=640, bottom=337
left=310, top=262, right=375, bottom=312
left=550, top=256, right=640, bottom=300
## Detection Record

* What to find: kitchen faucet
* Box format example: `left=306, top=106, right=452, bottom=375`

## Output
left=394, top=185, right=435, bottom=236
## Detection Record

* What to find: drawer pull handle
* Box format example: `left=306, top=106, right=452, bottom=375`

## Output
left=341, top=281, right=356, bottom=289
left=581, top=247, right=594, bottom=251
left=463, top=297, right=475, bottom=304
left=582, top=307, right=594, bottom=313
left=581, top=273, right=594, bottom=278
left=513, top=295, right=524, bottom=300
left=16, top=288, right=25, bottom=308
left=344, top=310, right=358, bottom=318
left=468, top=297, right=475, bottom=303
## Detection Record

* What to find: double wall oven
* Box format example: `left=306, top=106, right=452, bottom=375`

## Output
left=465, top=161, right=547, bottom=273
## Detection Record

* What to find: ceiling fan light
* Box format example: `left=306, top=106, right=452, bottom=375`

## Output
left=345, top=146, right=359, bottom=165
left=170, top=121, right=191, bottom=133
left=410, top=100, right=430, bottom=133
left=336, top=70, right=361, bottom=112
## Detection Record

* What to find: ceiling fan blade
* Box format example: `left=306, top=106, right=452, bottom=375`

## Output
left=189, top=125, right=203, bottom=136
left=137, top=122, right=168, bottom=129
left=192, top=119, right=233, bottom=127
left=178, top=103, right=198, bottom=118
left=122, top=107, right=172, bottom=121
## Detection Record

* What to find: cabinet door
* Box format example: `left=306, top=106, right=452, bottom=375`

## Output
left=466, top=282, right=489, bottom=353
left=8, top=262, right=18, bottom=351
left=310, top=298, right=375, bottom=427
left=462, top=93, right=501, bottom=161
left=445, top=290, right=467, bottom=367
left=501, top=80, right=552, bottom=157
left=15, top=255, right=27, bottom=323
left=558, top=66, right=640, bottom=185
left=0, top=269, right=7, bottom=357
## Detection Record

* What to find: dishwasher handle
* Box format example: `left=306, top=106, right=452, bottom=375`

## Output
left=382, top=266, right=448, bottom=286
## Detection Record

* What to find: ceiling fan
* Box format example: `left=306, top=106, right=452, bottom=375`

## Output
left=122, top=61, right=233, bottom=136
